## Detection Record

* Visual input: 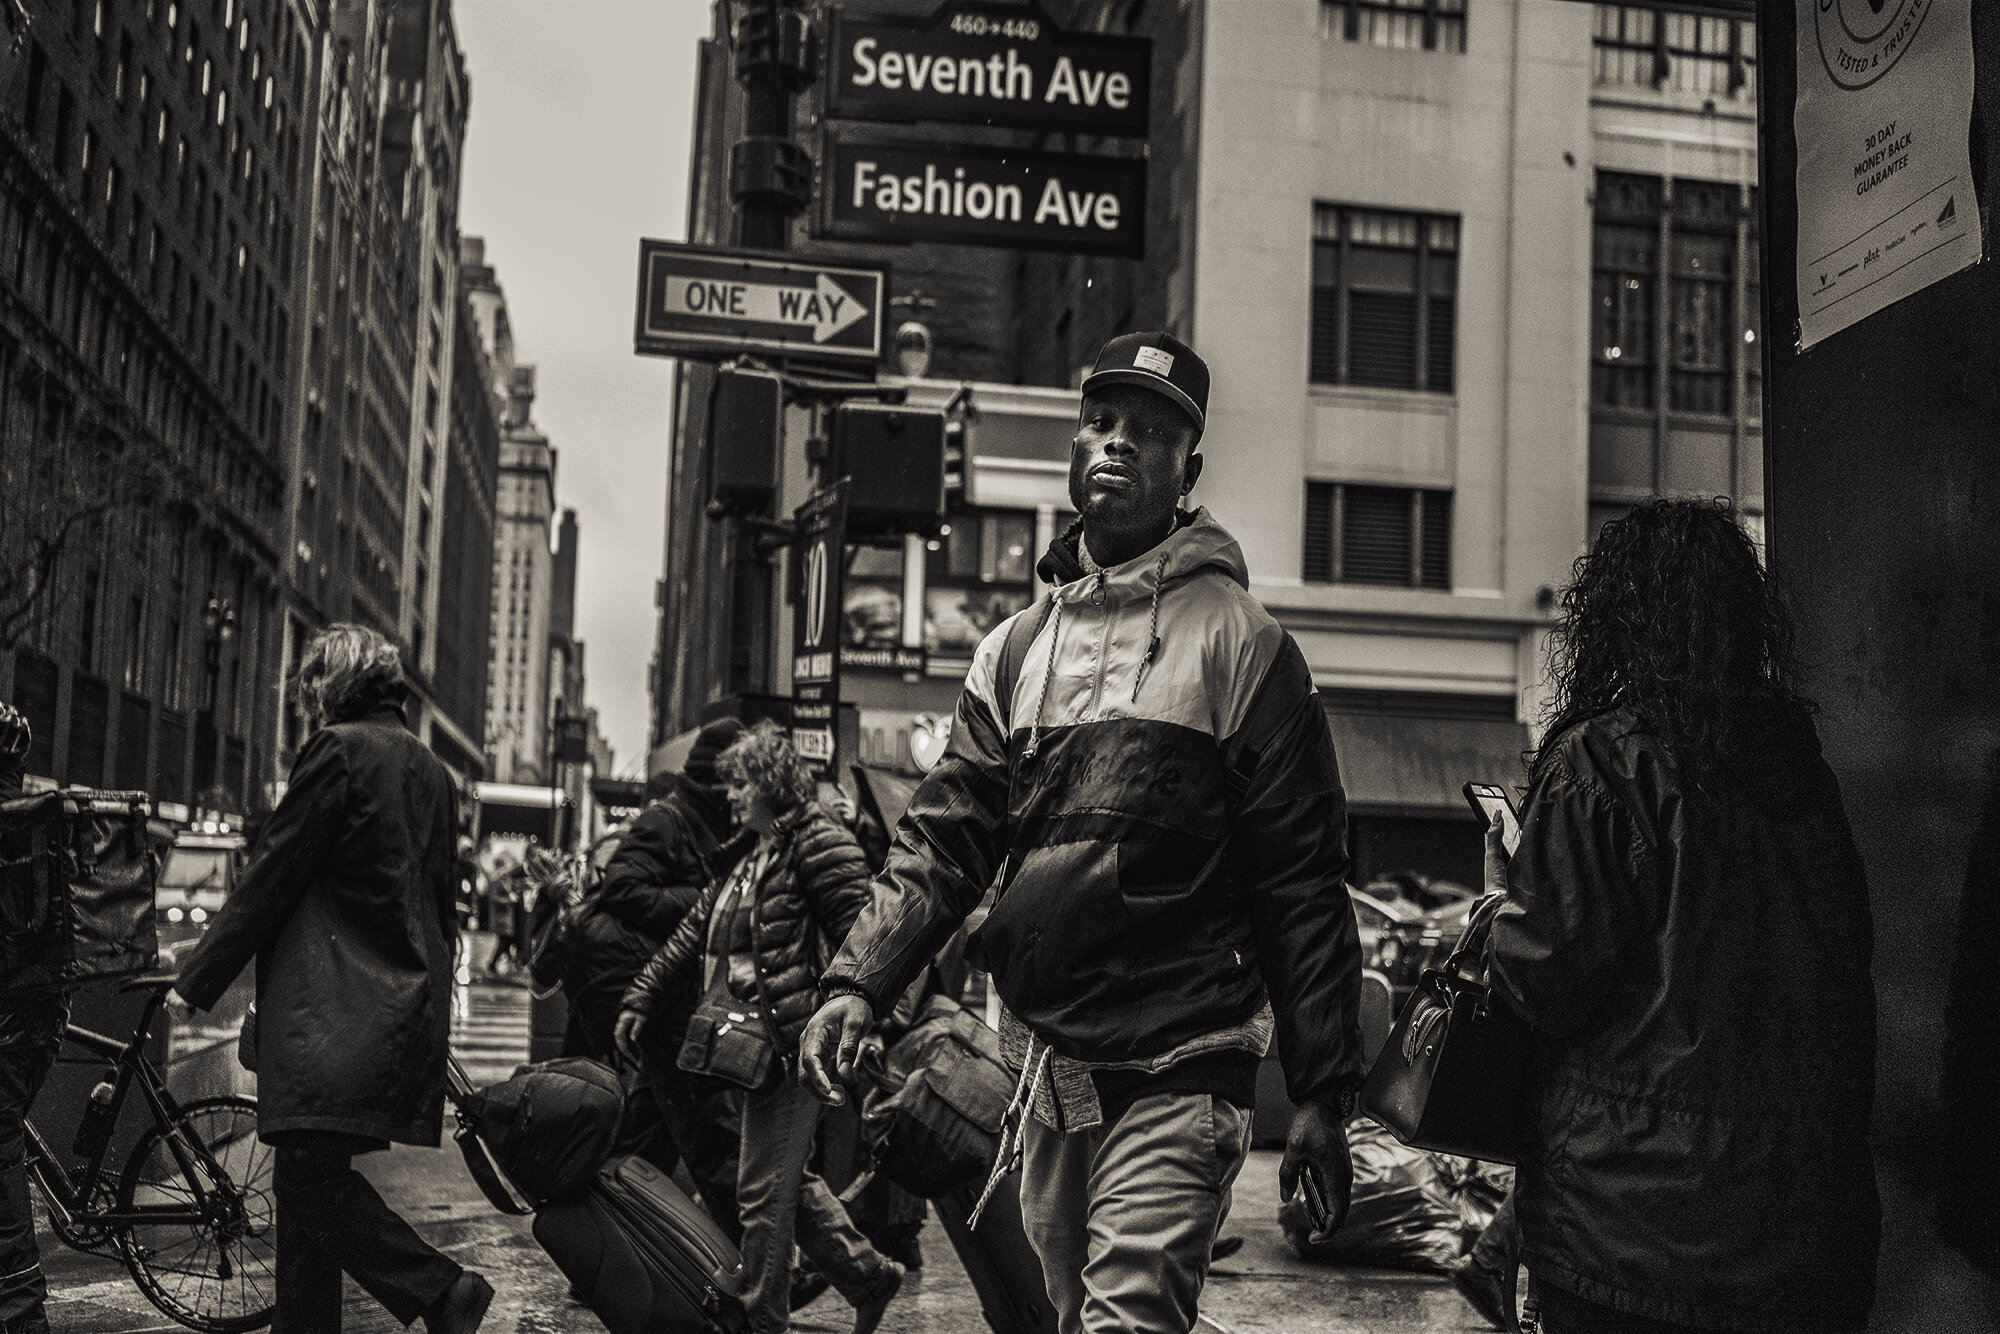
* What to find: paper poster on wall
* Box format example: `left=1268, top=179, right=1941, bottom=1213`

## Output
left=1794, top=0, right=1982, bottom=349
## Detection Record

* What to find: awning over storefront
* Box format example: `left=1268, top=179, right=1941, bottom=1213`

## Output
left=1324, top=704, right=1532, bottom=816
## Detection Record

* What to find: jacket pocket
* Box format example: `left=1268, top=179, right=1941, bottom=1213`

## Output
left=1114, top=821, right=1226, bottom=923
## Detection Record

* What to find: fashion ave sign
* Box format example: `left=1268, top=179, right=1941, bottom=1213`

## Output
left=820, top=134, right=1146, bottom=258
left=826, top=1, right=1151, bottom=137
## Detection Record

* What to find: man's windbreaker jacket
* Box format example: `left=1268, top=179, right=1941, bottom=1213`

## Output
left=821, top=509, right=1364, bottom=1110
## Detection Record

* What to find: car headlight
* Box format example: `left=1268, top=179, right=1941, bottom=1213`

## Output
left=1377, top=936, right=1402, bottom=969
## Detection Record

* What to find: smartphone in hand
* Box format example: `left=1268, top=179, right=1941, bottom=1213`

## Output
left=1298, top=1162, right=1334, bottom=1237
left=1464, top=781, right=1521, bottom=857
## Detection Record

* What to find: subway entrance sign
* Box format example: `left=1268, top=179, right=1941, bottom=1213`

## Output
left=633, top=240, right=887, bottom=365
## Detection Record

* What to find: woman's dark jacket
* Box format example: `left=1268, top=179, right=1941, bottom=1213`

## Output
left=621, top=804, right=872, bottom=1050
left=1489, top=705, right=1879, bottom=1333
left=176, top=699, right=460, bottom=1145
left=566, top=774, right=731, bottom=1033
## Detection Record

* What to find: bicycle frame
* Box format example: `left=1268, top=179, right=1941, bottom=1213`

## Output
left=25, top=986, right=230, bottom=1236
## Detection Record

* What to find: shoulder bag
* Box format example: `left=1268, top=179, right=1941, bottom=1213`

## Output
left=675, top=855, right=783, bottom=1092
left=1360, top=892, right=1530, bottom=1164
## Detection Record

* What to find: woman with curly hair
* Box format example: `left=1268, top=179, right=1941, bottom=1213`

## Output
left=616, top=721, right=904, bottom=1334
left=1483, top=499, right=1879, bottom=1333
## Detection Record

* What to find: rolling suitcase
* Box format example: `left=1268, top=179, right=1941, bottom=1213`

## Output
left=933, top=1168, right=1057, bottom=1334
left=532, top=1154, right=746, bottom=1334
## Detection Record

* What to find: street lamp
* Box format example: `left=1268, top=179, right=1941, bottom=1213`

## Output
left=200, top=598, right=236, bottom=709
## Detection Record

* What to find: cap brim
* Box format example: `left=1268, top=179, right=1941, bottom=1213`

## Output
left=1081, top=369, right=1205, bottom=435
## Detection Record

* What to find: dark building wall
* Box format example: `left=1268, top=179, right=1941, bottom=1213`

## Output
left=1759, top=0, right=2000, bottom=1317
left=0, top=0, right=318, bottom=814
left=433, top=285, right=495, bottom=746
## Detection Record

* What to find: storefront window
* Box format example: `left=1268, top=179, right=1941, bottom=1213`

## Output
left=839, top=506, right=1047, bottom=665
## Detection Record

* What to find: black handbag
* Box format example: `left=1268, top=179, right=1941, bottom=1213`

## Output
left=1360, top=893, right=1530, bottom=1164
left=675, top=864, right=784, bottom=1092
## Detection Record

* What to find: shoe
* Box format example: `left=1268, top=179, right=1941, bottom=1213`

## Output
left=849, top=1259, right=905, bottom=1334
left=1210, top=1234, right=1245, bottom=1263
left=424, top=1270, right=495, bottom=1334
left=1449, top=1255, right=1517, bottom=1332
left=790, top=1260, right=832, bottom=1312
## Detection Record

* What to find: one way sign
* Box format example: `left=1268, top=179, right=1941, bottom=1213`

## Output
left=634, top=241, right=888, bottom=366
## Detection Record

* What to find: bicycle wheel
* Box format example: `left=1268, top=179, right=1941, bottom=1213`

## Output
left=116, top=1096, right=276, bottom=1333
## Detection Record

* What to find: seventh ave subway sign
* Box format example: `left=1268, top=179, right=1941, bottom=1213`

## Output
left=820, top=132, right=1145, bottom=258
left=826, top=1, right=1151, bottom=138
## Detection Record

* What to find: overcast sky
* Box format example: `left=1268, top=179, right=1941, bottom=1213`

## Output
left=456, top=1, right=714, bottom=777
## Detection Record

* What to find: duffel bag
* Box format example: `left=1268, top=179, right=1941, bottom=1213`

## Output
left=1, top=789, right=167, bottom=996
left=448, top=1055, right=624, bottom=1213
left=860, top=993, right=1016, bottom=1199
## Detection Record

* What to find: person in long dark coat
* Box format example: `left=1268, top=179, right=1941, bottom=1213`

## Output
left=175, top=624, right=493, bottom=1334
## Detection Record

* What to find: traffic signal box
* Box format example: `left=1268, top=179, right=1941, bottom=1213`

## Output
left=833, top=402, right=948, bottom=539
left=710, top=367, right=784, bottom=510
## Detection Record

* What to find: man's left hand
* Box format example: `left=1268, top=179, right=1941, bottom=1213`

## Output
left=1279, top=1098, right=1354, bottom=1243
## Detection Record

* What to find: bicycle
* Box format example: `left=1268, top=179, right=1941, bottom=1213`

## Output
left=23, top=974, right=275, bottom=1332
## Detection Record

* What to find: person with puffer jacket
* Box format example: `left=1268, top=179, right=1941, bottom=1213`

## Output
left=616, top=721, right=904, bottom=1334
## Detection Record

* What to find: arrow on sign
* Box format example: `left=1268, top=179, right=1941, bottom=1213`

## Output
left=661, top=272, right=869, bottom=344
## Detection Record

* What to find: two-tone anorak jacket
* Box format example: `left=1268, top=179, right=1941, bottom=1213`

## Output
left=820, top=509, right=1364, bottom=1115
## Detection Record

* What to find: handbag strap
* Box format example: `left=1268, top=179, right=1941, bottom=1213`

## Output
left=442, top=1053, right=533, bottom=1216
left=1442, top=892, right=1508, bottom=977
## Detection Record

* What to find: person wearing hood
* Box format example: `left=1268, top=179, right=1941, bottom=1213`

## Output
left=1482, top=499, right=1879, bottom=1334
left=174, top=624, right=491, bottom=1334
left=567, top=717, right=742, bottom=1059
left=801, top=332, right=1366, bottom=1334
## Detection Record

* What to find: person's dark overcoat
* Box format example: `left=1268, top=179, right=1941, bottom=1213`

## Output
left=177, top=698, right=459, bottom=1145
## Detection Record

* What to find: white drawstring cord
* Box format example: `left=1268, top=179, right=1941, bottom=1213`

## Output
left=968, top=1034, right=1050, bottom=1230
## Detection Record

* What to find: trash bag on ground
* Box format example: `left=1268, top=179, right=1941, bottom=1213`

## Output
left=1279, top=1117, right=1515, bottom=1273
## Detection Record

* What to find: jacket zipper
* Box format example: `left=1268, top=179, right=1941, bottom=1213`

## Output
left=1084, top=572, right=1110, bottom=721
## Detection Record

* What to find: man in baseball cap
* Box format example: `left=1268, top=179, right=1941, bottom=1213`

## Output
left=805, top=329, right=1363, bottom=1334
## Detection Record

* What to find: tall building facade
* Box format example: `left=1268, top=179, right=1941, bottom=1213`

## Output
left=0, top=0, right=500, bottom=817
left=465, top=237, right=562, bottom=785
left=653, top=0, right=1761, bottom=890
left=275, top=0, right=486, bottom=785
left=0, top=0, right=316, bottom=817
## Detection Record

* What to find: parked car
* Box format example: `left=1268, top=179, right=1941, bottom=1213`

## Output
left=1365, top=881, right=1484, bottom=1006
left=1347, top=884, right=1424, bottom=971
left=155, top=828, right=247, bottom=935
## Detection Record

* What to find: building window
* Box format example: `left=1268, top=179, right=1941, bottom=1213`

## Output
left=1322, top=0, right=1467, bottom=53
left=79, top=567, right=102, bottom=671
left=1303, top=483, right=1451, bottom=589
left=1311, top=205, right=1458, bottom=393
left=1591, top=170, right=1758, bottom=418
left=123, top=595, right=147, bottom=692
left=1592, top=5, right=1755, bottom=101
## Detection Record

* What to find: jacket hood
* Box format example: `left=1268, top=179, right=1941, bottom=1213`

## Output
left=672, top=770, right=734, bottom=843
left=1034, top=508, right=1250, bottom=594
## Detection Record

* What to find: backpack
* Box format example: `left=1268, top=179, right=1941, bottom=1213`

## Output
left=858, top=993, right=1017, bottom=1199
left=447, top=1055, right=625, bottom=1214
left=1, top=789, right=167, bottom=997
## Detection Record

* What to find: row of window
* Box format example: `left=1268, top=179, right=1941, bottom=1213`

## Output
left=1312, top=0, right=1760, bottom=96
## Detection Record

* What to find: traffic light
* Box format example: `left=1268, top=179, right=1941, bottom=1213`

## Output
left=943, top=418, right=965, bottom=501
left=833, top=402, right=947, bottom=539
left=709, top=367, right=783, bottom=510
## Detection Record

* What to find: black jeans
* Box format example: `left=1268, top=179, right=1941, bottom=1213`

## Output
left=1471, top=1185, right=1521, bottom=1272
left=270, top=1131, right=460, bottom=1333
left=0, top=994, right=66, bottom=1334
left=643, top=1062, right=745, bottom=1245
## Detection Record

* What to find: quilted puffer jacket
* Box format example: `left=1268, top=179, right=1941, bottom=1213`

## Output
left=821, top=509, right=1364, bottom=1112
left=621, top=804, right=872, bottom=1050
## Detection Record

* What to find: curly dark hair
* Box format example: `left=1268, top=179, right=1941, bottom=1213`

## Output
left=715, top=719, right=817, bottom=815
left=1535, top=497, right=1813, bottom=782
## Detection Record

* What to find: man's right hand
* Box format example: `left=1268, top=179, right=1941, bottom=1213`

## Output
left=613, top=1009, right=647, bottom=1066
left=799, top=994, right=873, bottom=1106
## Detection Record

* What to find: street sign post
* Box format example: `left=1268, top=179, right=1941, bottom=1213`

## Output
left=820, top=134, right=1146, bottom=258
left=826, top=0, right=1151, bottom=137
left=791, top=481, right=848, bottom=779
left=634, top=241, right=888, bottom=365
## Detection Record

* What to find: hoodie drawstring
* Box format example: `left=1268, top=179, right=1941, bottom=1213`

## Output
left=1130, top=553, right=1169, bottom=704
left=1018, top=595, right=1065, bottom=761
left=968, top=1033, right=1051, bottom=1231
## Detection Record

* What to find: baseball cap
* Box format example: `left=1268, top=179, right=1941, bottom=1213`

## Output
left=1081, top=331, right=1209, bottom=436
